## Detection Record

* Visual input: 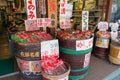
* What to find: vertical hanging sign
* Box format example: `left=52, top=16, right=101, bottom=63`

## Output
left=59, top=0, right=73, bottom=29
left=26, top=0, right=37, bottom=20
left=82, top=11, right=89, bottom=31
left=48, top=0, right=58, bottom=28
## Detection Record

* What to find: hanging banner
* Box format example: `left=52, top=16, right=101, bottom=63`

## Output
left=36, top=0, right=46, bottom=18
left=26, top=0, right=37, bottom=20
left=48, top=0, right=58, bottom=28
left=82, top=11, right=89, bottom=31
left=59, top=0, right=73, bottom=29
left=98, top=22, right=108, bottom=31
left=25, top=20, right=39, bottom=31
left=41, top=40, right=59, bottom=59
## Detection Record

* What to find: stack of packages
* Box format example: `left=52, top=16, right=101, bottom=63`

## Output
left=94, top=22, right=110, bottom=59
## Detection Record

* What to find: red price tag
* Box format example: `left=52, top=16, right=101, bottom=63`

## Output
left=98, top=22, right=108, bottom=31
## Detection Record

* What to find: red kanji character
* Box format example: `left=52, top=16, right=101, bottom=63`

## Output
left=28, top=0, right=32, bottom=4
left=28, top=11, right=35, bottom=19
left=28, top=5, right=35, bottom=10
left=61, top=8, right=66, bottom=14
left=61, top=3, right=65, bottom=7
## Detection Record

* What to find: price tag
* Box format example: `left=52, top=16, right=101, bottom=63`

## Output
left=37, top=18, right=51, bottom=27
left=111, top=31, right=118, bottom=40
left=98, top=22, right=108, bottom=31
left=25, top=20, right=39, bottom=31
left=82, top=11, right=89, bottom=31
left=84, top=52, right=91, bottom=68
left=76, top=37, right=93, bottom=51
left=41, top=40, right=59, bottom=59
left=109, top=23, right=119, bottom=31
left=26, top=0, right=37, bottom=20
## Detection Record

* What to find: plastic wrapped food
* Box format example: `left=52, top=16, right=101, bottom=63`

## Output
left=84, top=0, right=96, bottom=10
left=96, top=31, right=110, bottom=38
left=75, top=1, right=83, bottom=10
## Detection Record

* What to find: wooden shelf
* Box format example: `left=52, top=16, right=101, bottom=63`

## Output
left=73, top=9, right=102, bottom=12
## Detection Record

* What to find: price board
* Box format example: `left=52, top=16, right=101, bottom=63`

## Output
left=41, top=40, right=59, bottom=59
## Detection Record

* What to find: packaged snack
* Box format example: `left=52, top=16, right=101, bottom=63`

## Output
left=75, top=1, right=83, bottom=10
left=84, top=0, right=96, bottom=10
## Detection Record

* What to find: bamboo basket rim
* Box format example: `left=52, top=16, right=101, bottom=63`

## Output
left=110, top=44, right=120, bottom=49
left=42, top=61, right=70, bottom=80
left=109, top=56, right=120, bottom=65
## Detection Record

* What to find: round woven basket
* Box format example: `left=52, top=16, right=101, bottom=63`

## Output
left=109, top=43, right=120, bottom=65
left=14, top=42, right=41, bottom=60
left=42, top=62, right=70, bottom=80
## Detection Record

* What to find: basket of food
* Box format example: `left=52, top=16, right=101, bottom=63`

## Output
left=11, top=30, right=53, bottom=60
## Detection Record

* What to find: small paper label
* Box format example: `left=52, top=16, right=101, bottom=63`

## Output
left=41, top=40, right=59, bottom=59
left=84, top=53, right=91, bottom=68
left=37, top=18, right=51, bottom=27
left=76, top=37, right=93, bottom=51
left=111, top=31, right=118, bottom=40
left=98, top=22, right=108, bottom=31
left=109, top=22, right=119, bottom=31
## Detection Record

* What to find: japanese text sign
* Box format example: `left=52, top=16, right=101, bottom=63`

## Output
left=25, top=20, right=39, bottom=31
left=84, top=52, right=91, bottom=68
left=98, top=22, right=108, bottom=31
left=41, top=40, right=59, bottom=59
left=76, top=37, right=93, bottom=51
left=109, top=23, right=119, bottom=31
left=26, top=0, right=37, bottom=20
left=37, top=18, right=51, bottom=27
left=48, top=0, right=58, bottom=28
left=59, top=0, right=73, bottom=29
left=82, top=11, right=89, bottom=31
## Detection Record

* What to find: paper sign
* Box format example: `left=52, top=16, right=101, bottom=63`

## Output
left=109, top=23, right=119, bottom=31
left=48, top=0, right=58, bottom=28
left=41, top=40, right=59, bottom=59
left=76, top=37, right=93, bottom=51
left=98, top=22, right=108, bottom=31
left=59, top=1, right=73, bottom=29
left=82, top=11, right=89, bottom=31
left=25, top=20, right=39, bottom=31
left=84, top=52, right=91, bottom=68
left=111, top=31, right=118, bottom=40
left=26, top=0, right=37, bottom=20
left=37, top=18, right=51, bottom=27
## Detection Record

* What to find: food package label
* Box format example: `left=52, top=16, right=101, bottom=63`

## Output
left=95, top=37, right=109, bottom=48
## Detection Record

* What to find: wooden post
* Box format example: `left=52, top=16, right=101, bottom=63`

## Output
left=101, top=0, right=107, bottom=21
left=105, top=0, right=113, bottom=22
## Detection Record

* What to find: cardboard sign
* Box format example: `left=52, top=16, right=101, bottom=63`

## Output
left=76, top=37, right=93, bottom=51
left=48, top=0, right=58, bottom=28
left=41, top=40, right=59, bottom=59
left=82, top=11, right=89, bottom=31
left=25, top=20, right=39, bottom=31
left=109, top=23, right=119, bottom=31
left=59, top=0, right=73, bottom=29
left=98, top=22, right=108, bottom=31
left=37, top=18, right=51, bottom=27
left=26, top=0, right=37, bottom=20
left=84, top=52, right=91, bottom=68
